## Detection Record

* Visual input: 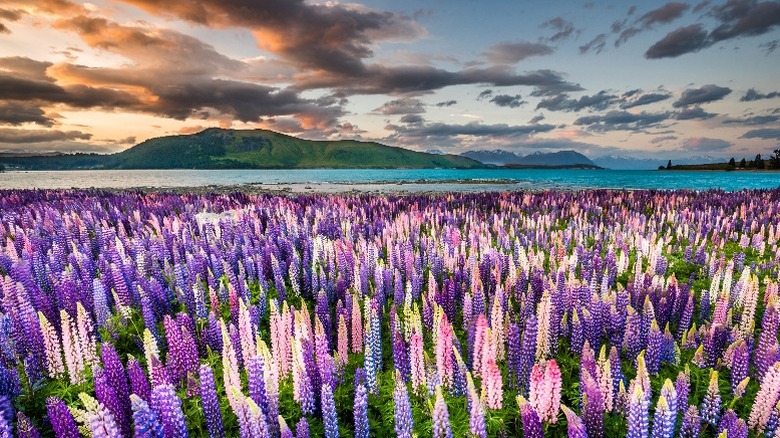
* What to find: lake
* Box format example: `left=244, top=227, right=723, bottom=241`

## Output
left=1, top=168, right=779, bottom=191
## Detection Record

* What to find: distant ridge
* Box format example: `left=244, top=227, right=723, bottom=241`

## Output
left=462, top=149, right=602, bottom=168
left=0, top=128, right=486, bottom=170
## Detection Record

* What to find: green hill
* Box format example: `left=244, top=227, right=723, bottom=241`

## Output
left=0, top=128, right=486, bottom=170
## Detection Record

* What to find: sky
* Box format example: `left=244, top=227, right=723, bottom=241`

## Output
left=0, top=0, right=778, bottom=159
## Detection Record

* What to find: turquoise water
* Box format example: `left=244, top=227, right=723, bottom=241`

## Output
left=1, top=168, right=779, bottom=191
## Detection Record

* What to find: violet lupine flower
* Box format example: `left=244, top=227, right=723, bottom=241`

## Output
left=645, top=320, right=663, bottom=375
left=517, top=396, right=544, bottom=438
left=675, top=369, right=690, bottom=415
left=700, top=370, right=721, bottom=427
left=561, top=405, right=588, bottom=438
left=150, top=383, right=189, bottom=438
left=354, top=370, right=369, bottom=438
left=296, top=418, right=310, bottom=438
left=131, top=394, right=165, bottom=438
left=199, top=364, right=224, bottom=438
left=46, top=396, right=80, bottom=438
left=679, top=405, right=701, bottom=438
left=466, top=373, right=486, bottom=438
left=93, top=366, right=128, bottom=436
left=731, top=340, right=749, bottom=394
left=394, top=370, right=414, bottom=438
left=79, top=393, right=121, bottom=438
left=432, top=386, right=453, bottom=438
left=581, top=371, right=604, bottom=438
left=16, top=412, right=41, bottom=438
left=718, top=409, right=748, bottom=438
left=627, top=386, right=649, bottom=438
left=650, top=395, right=675, bottom=438
left=280, top=416, right=294, bottom=438
left=321, top=383, right=339, bottom=438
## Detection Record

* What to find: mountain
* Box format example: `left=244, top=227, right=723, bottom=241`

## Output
left=0, top=128, right=486, bottom=170
left=592, top=155, right=725, bottom=170
left=461, top=149, right=600, bottom=168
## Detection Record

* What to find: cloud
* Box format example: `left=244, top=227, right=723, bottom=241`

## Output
left=536, top=91, right=617, bottom=112
left=483, top=41, right=555, bottom=64
left=542, top=17, right=577, bottom=42
left=620, top=91, right=672, bottom=108
left=741, top=88, right=780, bottom=101
left=645, top=24, right=709, bottom=58
left=399, top=114, right=424, bottom=124
left=616, top=2, right=691, bottom=46
left=434, top=100, right=457, bottom=107
left=0, top=102, right=54, bottom=126
left=115, top=0, right=425, bottom=77
left=477, top=90, right=493, bottom=100
left=0, top=8, right=24, bottom=33
left=674, top=106, right=717, bottom=120
left=373, top=98, right=425, bottom=115
left=580, top=34, right=608, bottom=54
left=722, top=114, right=780, bottom=125
left=673, top=84, right=732, bottom=107
left=681, top=137, right=732, bottom=151
left=489, top=94, right=525, bottom=108
left=740, top=128, right=780, bottom=139
left=651, top=135, right=678, bottom=144
left=574, top=110, right=669, bottom=131
left=646, top=1, right=780, bottom=58
left=390, top=121, right=555, bottom=138
left=0, top=128, right=91, bottom=143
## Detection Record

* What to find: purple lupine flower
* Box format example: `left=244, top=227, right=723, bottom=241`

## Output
left=650, top=395, right=675, bottom=438
left=46, top=396, right=80, bottom=438
left=150, top=383, right=189, bottom=438
left=680, top=405, right=701, bottom=438
left=561, top=405, right=588, bottom=438
left=296, top=418, right=310, bottom=438
left=700, top=370, right=721, bottom=426
left=731, top=340, right=749, bottom=394
left=394, top=371, right=414, bottom=438
left=94, top=366, right=128, bottom=436
left=354, top=370, right=369, bottom=438
left=507, top=322, right=521, bottom=389
left=199, top=364, right=224, bottom=438
left=321, top=383, right=339, bottom=438
left=627, top=386, right=649, bottom=438
left=717, top=409, right=748, bottom=438
left=16, top=412, right=41, bottom=438
left=581, top=371, right=604, bottom=438
left=246, top=355, right=268, bottom=417
left=518, top=315, right=538, bottom=392
left=101, top=343, right=132, bottom=435
left=518, top=396, right=544, bottom=438
left=675, top=370, right=690, bottom=415
left=131, top=394, right=165, bottom=438
left=645, top=320, right=663, bottom=375
left=432, top=386, right=453, bottom=438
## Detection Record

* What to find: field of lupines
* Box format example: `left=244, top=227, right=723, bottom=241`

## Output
left=0, top=189, right=779, bottom=437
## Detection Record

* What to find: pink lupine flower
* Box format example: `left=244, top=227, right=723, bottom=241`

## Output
left=409, top=329, right=426, bottom=393
left=749, top=362, right=780, bottom=434
left=481, top=357, right=503, bottom=410
left=435, top=315, right=454, bottom=388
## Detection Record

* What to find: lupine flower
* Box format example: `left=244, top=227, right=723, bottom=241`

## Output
left=701, top=370, right=721, bottom=426
left=481, top=357, right=503, bottom=410
left=517, top=396, right=544, bottom=438
left=46, top=396, right=80, bottom=438
left=199, top=364, right=224, bottom=438
left=78, top=393, right=121, bottom=438
left=581, top=370, right=604, bottom=438
left=680, top=405, right=701, bottom=438
left=749, top=362, right=780, bottom=433
left=561, top=405, right=588, bottom=438
left=321, top=383, right=339, bottom=438
left=432, top=386, right=453, bottom=438
left=131, top=394, right=165, bottom=438
left=466, top=372, right=486, bottom=438
left=627, top=386, right=649, bottom=438
left=650, top=395, right=675, bottom=438
left=394, top=370, right=414, bottom=438
left=16, top=411, right=41, bottom=438
left=150, top=383, right=189, bottom=438
left=354, top=370, right=369, bottom=438
left=296, top=418, right=310, bottom=438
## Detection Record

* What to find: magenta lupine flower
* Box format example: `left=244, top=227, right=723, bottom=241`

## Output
left=199, top=364, right=224, bottom=438
left=150, top=383, right=189, bottom=438
left=46, top=396, right=80, bottom=438
left=321, top=383, right=339, bottom=438
left=432, top=386, right=453, bottom=438
left=394, top=370, right=414, bottom=438
left=517, top=396, right=544, bottom=438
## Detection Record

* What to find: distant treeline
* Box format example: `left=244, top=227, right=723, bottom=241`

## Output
left=661, top=149, right=780, bottom=171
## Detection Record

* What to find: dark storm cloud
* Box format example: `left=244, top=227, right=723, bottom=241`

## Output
left=620, top=91, right=672, bottom=109
left=616, top=2, right=691, bottom=46
left=674, top=106, right=718, bottom=120
left=580, top=34, right=608, bottom=54
left=673, top=84, right=732, bottom=107
left=489, top=94, right=525, bottom=108
left=373, top=98, right=426, bottom=115
left=0, top=128, right=91, bottom=143
left=646, top=0, right=780, bottom=58
left=0, top=70, right=141, bottom=109
left=542, top=17, right=577, bottom=42
left=0, top=102, right=54, bottom=126
left=483, top=41, right=555, bottom=64
left=740, top=128, right=780, bottom=139
left=434, top=100, right=457, bottom=107
left=536, top=91, right=617, bottom=112
left=741, top=88, right=780, bottom=101
left=574, top=110, right=669, bottom=131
